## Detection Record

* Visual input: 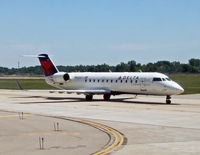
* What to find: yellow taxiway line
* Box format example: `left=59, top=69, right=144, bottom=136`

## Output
left=57, top=116, right=125, bottom=155
left=0, top=109, right=125, bottom=154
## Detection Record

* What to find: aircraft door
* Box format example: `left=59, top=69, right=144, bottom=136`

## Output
left=140, top=78, right=147, bottom=92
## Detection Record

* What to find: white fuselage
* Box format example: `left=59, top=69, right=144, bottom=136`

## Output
left=45, top=72, right=184, bottom=96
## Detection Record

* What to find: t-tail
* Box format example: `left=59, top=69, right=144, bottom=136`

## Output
left=38, top=54, right=59, bottom=76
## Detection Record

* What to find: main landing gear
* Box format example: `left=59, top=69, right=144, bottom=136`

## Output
left=85, top=95, right=93, bottom=101
left=85, top=94, right=111, bottom=101
left=166, top=95, right=171, bottom=104
left=103, top=94, right=111, bottom=101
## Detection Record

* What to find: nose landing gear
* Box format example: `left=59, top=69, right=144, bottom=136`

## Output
left=166, top=95, right=171, bottom=104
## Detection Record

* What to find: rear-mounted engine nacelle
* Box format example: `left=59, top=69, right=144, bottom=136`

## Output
left=63, top=73, right=70, bottom=81
left=50, top=72, right=71, bottom=83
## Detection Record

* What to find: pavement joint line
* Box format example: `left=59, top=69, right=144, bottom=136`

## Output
left=20, top=131, right=80, bottom=136
left=0, top=114, right=32, bottom=118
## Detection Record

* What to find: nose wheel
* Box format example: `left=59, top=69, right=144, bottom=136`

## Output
left=166, top=95, right=171, bottom=104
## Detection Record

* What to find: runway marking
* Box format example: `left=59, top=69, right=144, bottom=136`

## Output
left=21, top=131, right=80, bottom=136
left=0, top=114, right=31, bottom=118
left=56, top=116, right=125, bottom=155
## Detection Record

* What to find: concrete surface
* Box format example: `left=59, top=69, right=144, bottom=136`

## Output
left=0, top=90, right=200, bottom=155
left=0, top=111, right=109, bottom=155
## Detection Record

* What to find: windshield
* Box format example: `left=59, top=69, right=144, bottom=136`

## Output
left=153, top=77, right=172, bottom=82
left=166, top=78, right=171, bottom=81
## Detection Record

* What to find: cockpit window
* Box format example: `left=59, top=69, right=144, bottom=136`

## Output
left=162, top=78, right=166, bottom=81
left=153, top=78, right=162, bottom=82
left=166, top=78, right=171, bottom=81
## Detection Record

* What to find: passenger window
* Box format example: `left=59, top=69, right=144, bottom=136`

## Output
left=89, top=79, right=91, bottom=82
left=106, top=80, right=108, bottom=83
left=93, top=79, right=95, bottom=82
left=130, top=80, right=133, bottom=83
left=153, top=78, right=162, bottom=82
left=98, top=80, right=100, bottom=82
left=125, top=80, right=127, bottom=83
left=135, top=80, right=138, bottom=83
left=111, top=80, right=113, bottom=83
left=102, top=80, right=104, bottom=82
left=85, top=79, right=87, bottom=82
left=121, top=80, right=123, bottom=83
left=115, top=80, right=118, bottom=83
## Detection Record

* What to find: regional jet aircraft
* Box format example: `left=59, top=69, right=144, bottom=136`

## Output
left=37, top=54, right=184, bottom=104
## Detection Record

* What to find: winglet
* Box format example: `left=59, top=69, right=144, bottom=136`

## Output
left=16, top=80, right=23, bottom=90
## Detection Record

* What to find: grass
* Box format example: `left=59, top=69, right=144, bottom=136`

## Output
left=169, top=74, right=200, bottom=94
left=0, top=74, right=199, bottom=94
left=0, top=79, right=55, bottom=90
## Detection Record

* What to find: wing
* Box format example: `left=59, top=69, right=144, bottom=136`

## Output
left=28, top=89, right=111, bottom=95
left=16, top=80, right=111, bottom=95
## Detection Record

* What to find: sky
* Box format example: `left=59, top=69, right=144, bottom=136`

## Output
left=0, top=0, right=200, bottom=68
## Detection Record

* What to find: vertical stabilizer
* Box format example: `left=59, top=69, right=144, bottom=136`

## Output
left=38, top=54, right=59, bottom=76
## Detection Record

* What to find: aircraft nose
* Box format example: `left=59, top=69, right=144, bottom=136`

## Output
left=173, top=83, right=184, bottom=94
left=177, top=86, right=184, bottom=94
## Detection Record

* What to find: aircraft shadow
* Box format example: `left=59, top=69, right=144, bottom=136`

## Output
left=11, top=96, right=84, bottom=104
left=111, top=98, right=179, bottom=105
left=11, top=96, right=180, bottom=105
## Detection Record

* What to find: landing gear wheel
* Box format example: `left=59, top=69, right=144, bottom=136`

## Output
left=103, top=94, right=111, bottom=101
left=166, top=100, right=171, bottom=104
left=86, top=95, right=93, bottom=101
left=166, top=95, right=171, bottom=104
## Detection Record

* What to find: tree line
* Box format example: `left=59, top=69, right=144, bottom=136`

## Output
left=0, top=58, right=200, bottom=75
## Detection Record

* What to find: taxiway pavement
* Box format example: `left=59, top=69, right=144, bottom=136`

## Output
left=0, top=90, right=200, bottom=155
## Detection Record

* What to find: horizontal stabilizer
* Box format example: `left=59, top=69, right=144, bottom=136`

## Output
left=22, top=55, right=46, bottom=58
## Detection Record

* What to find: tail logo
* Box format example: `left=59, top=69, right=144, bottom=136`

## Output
left=38, top=54, right=58, bottom=76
